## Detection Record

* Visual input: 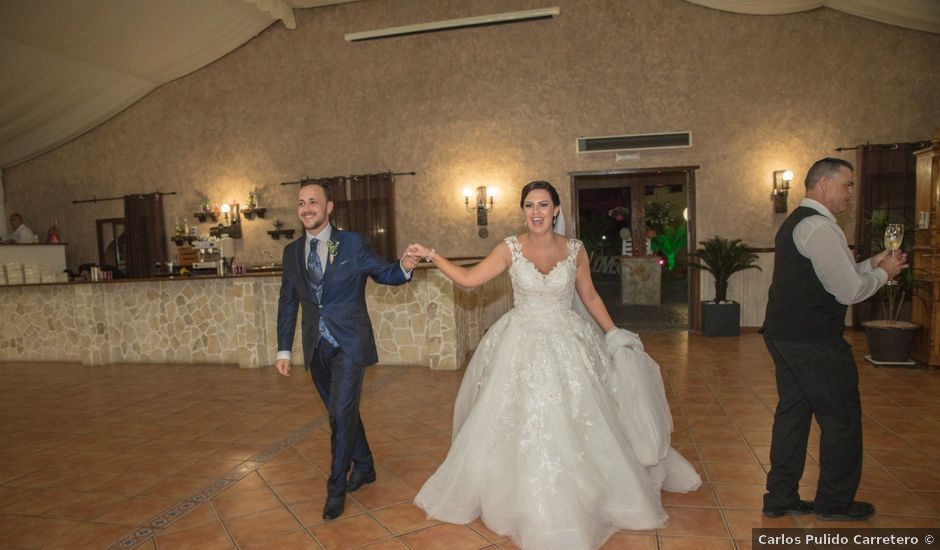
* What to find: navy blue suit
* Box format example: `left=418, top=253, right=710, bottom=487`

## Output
left=277, top=226, right=410, bottom=496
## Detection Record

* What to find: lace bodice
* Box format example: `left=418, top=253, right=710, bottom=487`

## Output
left=506, top=235, right=581, bottom=314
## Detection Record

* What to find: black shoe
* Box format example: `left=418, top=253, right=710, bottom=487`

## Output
left=814, top=501, right=875, bottom=521
left=346, top=469, right=376, bottom=492
left=763, top=500, right=814, bottom=518
left=322, top=495, right=345, bottom=520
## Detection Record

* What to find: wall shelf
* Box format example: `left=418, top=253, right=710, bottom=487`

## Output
left=267, top=229, right=295, bottom=240
left=194, top=212, right=219, bottom=223
left=243, top=207, right=266, bottom=219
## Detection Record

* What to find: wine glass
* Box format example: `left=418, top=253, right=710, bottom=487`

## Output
left=884, top=224, right=903, bottom=286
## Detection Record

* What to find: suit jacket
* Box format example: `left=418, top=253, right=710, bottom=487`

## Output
left=276, top=226, right=410, bottom=368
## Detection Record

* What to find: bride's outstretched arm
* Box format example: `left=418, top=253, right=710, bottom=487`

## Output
left=574, top=246, right=615, bottom=333
left=407, top=242, right=511, bottom=289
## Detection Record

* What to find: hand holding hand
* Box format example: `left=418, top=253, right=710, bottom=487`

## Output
left=407, top=243, right=433, bottom=261
left=275, top=358, right=291, bottom=376
left=400, top=251, right=419, bottom=271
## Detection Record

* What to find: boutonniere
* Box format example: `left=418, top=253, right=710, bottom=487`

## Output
left=327, top=240, right=339, bottom=264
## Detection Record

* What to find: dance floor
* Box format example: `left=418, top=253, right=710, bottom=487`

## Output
left=0, top=331, right=938, bottom=549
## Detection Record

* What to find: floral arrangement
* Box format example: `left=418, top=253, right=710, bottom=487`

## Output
left=608, top=206, right=630, bottom=222
left=327, top=240, right=339, bottom=264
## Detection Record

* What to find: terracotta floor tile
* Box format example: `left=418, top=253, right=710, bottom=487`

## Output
left=212, top=487, right=283, bottom=519
left=599, top=532, right=657, bottom=549
left=722, top=509, right=799, bottom=539
left=0, top=516, right=84, bottom=549
left=661, top=482, right=718, bottom=507
left=288, top=497, right=365, bottom=528
left=153, top=520, right=235, bottom=549
left=401, top=523, right=489, bottom=550
left=696, top=443, right=759, bottom=464
left=139, top=475, right=215, bottom=499
left=270, top=476, right=327, bottom=504
left=93, top=495, right=177, bottom=525
left=658, top=535, right=736, bottom=550
left=703, top=462, right=767, bottom=485
left=0, top=487, right=76, bottom=515
left=239, top=529, right=319, bottom=549
left=354, top=539, right=410, bottom=549
left=855, top=487, right=938, bottom=517
left=161, top=502, right=222, bottom=534
left=657, top=506, right=728, bottom=537
left=372, top=502, right=440, bottom=534
left=711, top=483, right=766, bottom=510
left=41, top=520, right=133, bottom=550
left=312, top=513, right=392, bottom=549
left=224, top=506, right=301, bottom=544
left=44, top=490, right=129, bottom=520
left=348, top=476, right=417, bottom=510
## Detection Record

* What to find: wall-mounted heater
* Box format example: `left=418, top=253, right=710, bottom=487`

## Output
left=345, top=7, right=560, bottom=42
left=577, top=132, right=692, bottom=154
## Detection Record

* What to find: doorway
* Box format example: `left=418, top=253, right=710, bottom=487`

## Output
left=571, top=167, right=698, bottom=331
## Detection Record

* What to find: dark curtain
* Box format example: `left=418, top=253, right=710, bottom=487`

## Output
left=124, top=193, right=168, bottom=278
left=853, top=142, right=924, bottom=325
left=330, top=172, right=396, bottom=260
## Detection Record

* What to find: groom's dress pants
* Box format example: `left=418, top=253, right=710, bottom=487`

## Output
left=310, top=338, right=374, bottom=497
left=763, top=337, right=862, bottom=514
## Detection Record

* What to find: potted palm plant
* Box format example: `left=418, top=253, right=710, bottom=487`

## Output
left=688, top=236, right=761, bottom=336
left=862, top=217, right=920, bottom=365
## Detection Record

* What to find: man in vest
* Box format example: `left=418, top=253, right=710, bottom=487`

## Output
left=762, top=158, right=906, bottom=521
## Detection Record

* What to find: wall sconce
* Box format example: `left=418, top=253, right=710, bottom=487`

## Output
left=773, top=170, right=793, bottom=213
left=211, top=203, right=242, bottom=239
left=464, top=186, right=495, bottom=238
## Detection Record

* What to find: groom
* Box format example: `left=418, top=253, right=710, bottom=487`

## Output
left=275, top=180, right=418, bottom=520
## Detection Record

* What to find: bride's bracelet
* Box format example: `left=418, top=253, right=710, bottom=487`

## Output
left=425, top=248, right=435, bottom=263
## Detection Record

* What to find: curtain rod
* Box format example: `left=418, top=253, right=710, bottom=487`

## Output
left=72, top=191, right=177, bottom=204
left=279, top=171, right=416, bottom=186
left=835, top=141, right=930, bottom=152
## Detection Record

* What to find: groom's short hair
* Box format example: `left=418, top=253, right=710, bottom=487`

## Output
left=300, top=179, right=333, bottom=202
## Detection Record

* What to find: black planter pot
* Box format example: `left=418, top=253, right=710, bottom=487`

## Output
left=701, top=301, right=740, bottom=337
left=863, top=320, right=918, bottom=363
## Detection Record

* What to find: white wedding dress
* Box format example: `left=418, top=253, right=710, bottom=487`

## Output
left=414, top=236, right=702, bottom=550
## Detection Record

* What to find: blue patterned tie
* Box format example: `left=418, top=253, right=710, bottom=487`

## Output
left=307, top=238, right=338, bottom=347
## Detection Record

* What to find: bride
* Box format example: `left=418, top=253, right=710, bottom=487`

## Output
left=408, top=181, right=701, bottom=550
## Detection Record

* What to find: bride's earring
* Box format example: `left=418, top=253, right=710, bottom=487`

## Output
left=552, top=214, right=558, bottom=227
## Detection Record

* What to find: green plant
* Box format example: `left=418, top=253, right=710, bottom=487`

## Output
left=688, top=236, right=761, bottom=302
left=650, top=223, right=686, bottom=271
left=645, top=201, right=681, bottom=234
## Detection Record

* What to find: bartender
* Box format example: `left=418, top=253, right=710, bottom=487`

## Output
left=1, top=213, right=37, bottom=244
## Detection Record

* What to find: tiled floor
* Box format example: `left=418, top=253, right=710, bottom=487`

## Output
left=1, top=331, right=938, bottom=549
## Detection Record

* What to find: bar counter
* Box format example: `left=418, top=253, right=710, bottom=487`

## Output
left=0, top=265, right=511, bottom=369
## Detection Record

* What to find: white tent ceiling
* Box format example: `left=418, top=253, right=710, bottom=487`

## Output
left=0, top=0, right=936, bottom=171
left=0, top=0, right=358, bottom=170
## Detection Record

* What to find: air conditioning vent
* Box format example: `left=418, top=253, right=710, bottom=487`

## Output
left=577, top=132, right=692, bottom=154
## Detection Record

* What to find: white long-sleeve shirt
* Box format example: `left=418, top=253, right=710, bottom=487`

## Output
left=793, top=198, right=887, bottom=305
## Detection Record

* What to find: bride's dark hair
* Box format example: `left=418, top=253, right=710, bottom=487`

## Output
left=519, top=180, right=560, bottom=208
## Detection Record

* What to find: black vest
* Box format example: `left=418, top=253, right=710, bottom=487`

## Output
left=763, top=206, right=847, bottom=343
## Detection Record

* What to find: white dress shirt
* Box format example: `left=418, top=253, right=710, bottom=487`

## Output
left=2, top=223, right=36, bottom=244
left=793, top=198, right=887, bottom=305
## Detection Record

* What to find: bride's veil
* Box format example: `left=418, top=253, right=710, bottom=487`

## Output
left=556, top=205, right=674, bottom=467
left=554, top=206, right=604, bottom=338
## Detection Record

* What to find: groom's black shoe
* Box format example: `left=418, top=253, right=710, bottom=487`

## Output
left=762, top=500, right=814, bottom=518
left=322, top=495, right=345, bottom=520
left=346, top=469, right=376, bottom=492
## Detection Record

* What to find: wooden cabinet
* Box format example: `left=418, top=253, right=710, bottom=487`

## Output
left=911, top=135, right=940, bottom=365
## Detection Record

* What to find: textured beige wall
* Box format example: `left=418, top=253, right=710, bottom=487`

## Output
left=3, top=0, right=939, bottom=272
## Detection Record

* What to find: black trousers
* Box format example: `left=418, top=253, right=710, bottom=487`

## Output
left=763, top=337, right=863, bottom=514
left=310, top=339, right=374, bottom=497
